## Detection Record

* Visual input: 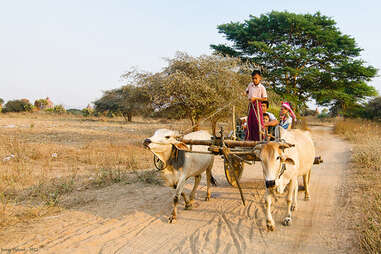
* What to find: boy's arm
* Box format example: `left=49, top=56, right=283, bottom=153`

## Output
left=250, top=97, right=267, bottom=102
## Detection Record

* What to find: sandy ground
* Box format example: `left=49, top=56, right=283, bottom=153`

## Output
left=0, top=126, right=354, bottom=254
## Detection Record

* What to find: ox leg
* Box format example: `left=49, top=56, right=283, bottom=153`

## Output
left=292, top=178, right=298, bottom=211
left=181, top=192, right=192, bottom=210
left=188, top=175, right=201, bottom=205
left=283, top=178, right=297, bottom=226
left=304, top=169, right=311, bottom=200
left=205, top=166, right=213, bottom=201
left=169, top=176, right=187, bottom=224
left=265, top=190, right=275, bottom=231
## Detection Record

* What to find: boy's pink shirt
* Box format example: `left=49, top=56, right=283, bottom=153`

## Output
left=246, top=82, right=267, bottom=100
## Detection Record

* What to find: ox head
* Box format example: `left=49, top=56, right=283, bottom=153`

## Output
left=143, top=129, right=188, bottom=165
left=255, top=142, right=297, bottom=193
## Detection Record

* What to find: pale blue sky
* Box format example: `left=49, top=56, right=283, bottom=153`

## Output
left=1, top=0, right=380, bottom=108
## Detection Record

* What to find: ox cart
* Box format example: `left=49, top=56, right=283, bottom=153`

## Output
left=154, top=127, right=323, bottom=205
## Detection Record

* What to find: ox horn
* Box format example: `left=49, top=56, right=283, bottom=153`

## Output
left=279, top=142, right=295, bottom=150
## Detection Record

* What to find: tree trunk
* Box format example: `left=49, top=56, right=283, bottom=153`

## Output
left=190, top=115, right=200, bottom=132
left=211, top=119, right=218, bottom=136
left=122, top=112, right=132, bottom=122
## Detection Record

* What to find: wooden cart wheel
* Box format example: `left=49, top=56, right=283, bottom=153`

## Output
left=224, top=156, right=244, bottom=187
left=153, top=155, right=165, bottom=170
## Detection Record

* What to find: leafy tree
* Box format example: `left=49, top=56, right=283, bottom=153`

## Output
left=3, top=99, right=33, bottom=112
left=0, top=98, right=4, bottom=105
left=366, top=96, right=381, bottom=120
left=94, top=85, right=150, bottom=122
left=211, top=11, right=377, bottom=113
left=53, top=105, right=66, bottom=114
left=34, top=99, right=49, bottom=110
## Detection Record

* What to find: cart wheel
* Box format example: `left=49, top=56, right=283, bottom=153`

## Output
left=153, top=155, right=165, bottom=170
left=224, top=156, right=244, bottom=187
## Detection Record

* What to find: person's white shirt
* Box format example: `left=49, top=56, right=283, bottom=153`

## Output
left=266, top=112, right=276, bottom=121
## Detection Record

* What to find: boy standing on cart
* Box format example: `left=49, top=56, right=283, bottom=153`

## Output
left=245, top=70, right=267, bottom=141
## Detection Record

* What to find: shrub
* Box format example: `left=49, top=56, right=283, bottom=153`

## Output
left=53, top=105, right=66, bottom=114
left=34, top=99, right=49, bottom=110
left=3, top=99, right=33, bottom=112
left=67, top=109, right=83, bottom=116
left=82, top=108, right=93, bottom=117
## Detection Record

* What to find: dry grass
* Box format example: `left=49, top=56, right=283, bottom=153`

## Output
left=334, top=119, right=381, bottom=253
left=0, top=112, right=194, bottom=228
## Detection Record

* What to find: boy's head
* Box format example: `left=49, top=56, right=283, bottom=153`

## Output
left=261, top=101, right=269, bottom=113
left=263, top=113, right=270, bottom=123
left=251, top=70, right=262, bottom=85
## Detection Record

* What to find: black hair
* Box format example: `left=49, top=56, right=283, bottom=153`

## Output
left=263, top=113, right=270, bottom=118
left=262, top=101, right=269, bottom=108
left=251, top=69, right=261, bottom=76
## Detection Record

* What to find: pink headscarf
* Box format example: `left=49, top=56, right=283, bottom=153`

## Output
left=281, top=102, right=296, bottom=120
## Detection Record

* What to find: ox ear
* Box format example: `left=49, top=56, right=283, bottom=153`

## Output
left=284, top=157, right=295, bottom=165
left=254, top=144, right=262, bottom=159
left=174, top=142, right=189, bottom=151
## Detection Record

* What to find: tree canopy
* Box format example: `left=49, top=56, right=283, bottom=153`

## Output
left=94, top=85, right=150, bottom=121
left=127, top=53, right=255, bottom=132
left=211, top=11, right=378, bottom=112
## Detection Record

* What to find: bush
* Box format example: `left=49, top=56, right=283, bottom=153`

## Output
left=53, top=105, right=66, bottom=114
left=67, top=109, right=83, bottom=116
left=34, top=99, right=49, bottom=110
left=317, top=112, right=329, bottom=119
left=3, top=99, right=33, bottom=112
left=366, top=97, right=381, bottom=121
left=82, top=108, right=93, bottom=117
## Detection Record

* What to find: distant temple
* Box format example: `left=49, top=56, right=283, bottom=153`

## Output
left=45, top=97, right=54, bottom=109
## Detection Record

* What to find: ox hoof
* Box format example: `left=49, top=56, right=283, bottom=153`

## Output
left=282, top=217, right=292, bottom=226
left=168, top=216, right=177, bottom=224
left=205, top=196, right=210, bottom=201
left=291, top=204, right=297, bottom=211
left=184, top=203, right=193, bottom=210
left=266, top=220, right=275, bottom=231
left=305, top=196, right=311, bottom=201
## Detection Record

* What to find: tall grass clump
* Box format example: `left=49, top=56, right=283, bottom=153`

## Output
left=334, top=119, right=381, bottom=253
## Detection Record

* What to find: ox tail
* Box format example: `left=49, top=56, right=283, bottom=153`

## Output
left=209, top=159, right=217, bottom=186
left=210, top=175, right=217, bottom=186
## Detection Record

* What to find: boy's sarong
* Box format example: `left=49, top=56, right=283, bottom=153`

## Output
left=246, top=101, right=264, bottom=141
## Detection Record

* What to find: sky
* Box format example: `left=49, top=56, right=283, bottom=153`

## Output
left=1, top=0, right=380, bottom=109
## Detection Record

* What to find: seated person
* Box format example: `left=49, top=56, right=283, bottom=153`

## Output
left=279, top=102, right=296, bottom=130
left=263, top=113, right=271, bottom=140
left=261, top=101, right=278, bottom=127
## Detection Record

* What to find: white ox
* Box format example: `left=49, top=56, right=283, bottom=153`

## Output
left=143, top=129, right=215, bottom=223
left=255, top=128, right=315, bottom=231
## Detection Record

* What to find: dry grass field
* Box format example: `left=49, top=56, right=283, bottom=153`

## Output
left=334, top=120, right=381, bottom=253
left=1, top=112, right=379, bottom=253
left=0, top=112, right=199, bottom=228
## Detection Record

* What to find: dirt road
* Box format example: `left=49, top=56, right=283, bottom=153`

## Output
left=0, top=126, right=354, bottom=253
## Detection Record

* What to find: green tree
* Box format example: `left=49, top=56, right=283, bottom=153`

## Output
left=94, top=85, right=150, bottom=122
left=3, top=99, right=33, bottom=112
left=211, top=11, right=377, bottom=113
left=0, top=98, right=4, bottom=113
left=34, top=99, right=49, bottom=110
left=366, top=96, right=381, bottom=120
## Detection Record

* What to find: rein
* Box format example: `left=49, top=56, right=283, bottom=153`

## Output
left=154, top=145, right=179, bottom=171
left=278, top=161, right=287, bottom=179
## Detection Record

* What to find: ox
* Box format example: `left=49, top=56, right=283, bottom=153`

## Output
left=254, top=128, right=315, bottom=231
left=143, top=129, right=215, bottom=223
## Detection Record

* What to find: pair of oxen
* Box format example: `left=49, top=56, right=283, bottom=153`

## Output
left=143, top=127, right=315, bottom=231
